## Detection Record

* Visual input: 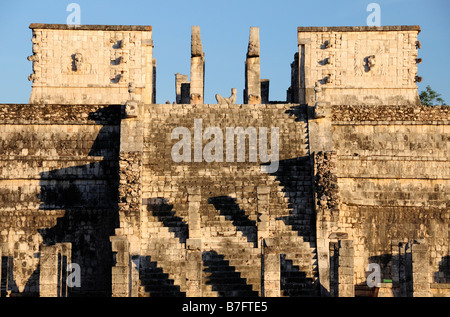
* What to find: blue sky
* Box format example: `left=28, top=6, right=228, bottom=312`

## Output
left=0, top=0, right=449, bottom=104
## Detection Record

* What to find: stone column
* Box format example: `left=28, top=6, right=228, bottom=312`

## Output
left=110, top=236, right=131, bottom=297
left=257, top=186, right=270, bottom=245
left=37, top=243, right=72, bottom=298
left=188, top=187, right=202, bottom=239
left=59, top=243, right=71, bottom=297
left=143, top=36, right=154, bottom=104
left=412, top=240, right=431, bottom=297
left=244, top=27, right=261, bottom=104
left=129, top=255, right=140, bottom=297
left=190, top=26, right=205, bottom=104
left=297, top=36, right=311, bottom=104
left=39, top=245, right=60, bottom=297
left=186, top=188, right=202, bottom=297
left=186, top=239, right=202, bottom=297
left=329, top=239, right=354, bottom=297
left=338, top=240, right=354, bottom=297
left=262, top=238, right=280, bottom=297
left=329, top=242, right=339, bottom=296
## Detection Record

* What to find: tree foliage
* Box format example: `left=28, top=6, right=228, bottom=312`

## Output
left=419, top=85, right=446, bottom=106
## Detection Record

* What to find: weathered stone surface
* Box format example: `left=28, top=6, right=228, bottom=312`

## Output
left=0, top=23, right=448, bottom=298
left=297, top=27, right=421, bottom=106
left=28, top=24, right=154, bottom=104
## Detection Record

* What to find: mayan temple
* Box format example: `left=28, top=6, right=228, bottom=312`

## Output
left=0, top=23, right=449, bottom=298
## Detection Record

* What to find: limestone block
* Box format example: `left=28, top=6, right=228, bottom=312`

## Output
left=125, top=100, right=138, bottom=118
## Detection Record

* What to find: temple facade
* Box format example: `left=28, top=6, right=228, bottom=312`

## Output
left=0, top=23, right=448, bottom=297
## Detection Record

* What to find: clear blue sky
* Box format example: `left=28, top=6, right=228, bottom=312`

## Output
left=0, top=0, right=449, bottom=104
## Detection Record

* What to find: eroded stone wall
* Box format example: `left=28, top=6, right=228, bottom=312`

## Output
left=295, top=26, right=422, bottom=106
left=28, top=24, right=155, bottom=105
left=331, top=104, right=450, bottom=296
left=1, top=102, right=449, bottom=297
left=112, top=103, right=319, bottom=297
left=0, top=104, right=121, bottom=296
left=2, top=22, right=449, bottom=297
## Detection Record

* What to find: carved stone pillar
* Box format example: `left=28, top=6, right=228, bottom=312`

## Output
left=186, top=188, right=202, bottom=297
left=412, top=240, right=431, bottom=297
left=338, top=240, right=354, bottom=297
left=190, top=26, right=205, bottom=104
left=188, top=187, right=201, bottom=239
left=39, top=243, right=72, bottom=297
left=257, top=186, right=270, bottom=244
left=186, top=239, right=202, bottom=297
left=262, top=238, right=281, bottom=297
left=244, top=27, right=261, bottom=104
left=329, top=239, right=354, bottom=297
left=110, top=236, right=131, bottom=297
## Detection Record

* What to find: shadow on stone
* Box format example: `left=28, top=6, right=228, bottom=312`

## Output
left=36, top=105, right=121, bottom=296
left=280, top=254, right=317, bottom=297
left=354, top=253, right=414, bottom=297
left=434, top=255, right=450, bottom=283
left=267, top=156, right=315, bottom=243
left=202, top=250, right=258, bottom=297
left=138, top=256, right=186, bottom=297
left=146, top=197, right=188, bottom=244
left=208, top=196, right=257, bottom=247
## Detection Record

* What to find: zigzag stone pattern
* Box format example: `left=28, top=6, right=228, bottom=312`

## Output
left=118, top=103, right=318, bottom=297
left=1, top=24, right=449, bottom=298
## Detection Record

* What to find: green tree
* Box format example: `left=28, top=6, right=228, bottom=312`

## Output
left=419, top=85, right=446, bottom=106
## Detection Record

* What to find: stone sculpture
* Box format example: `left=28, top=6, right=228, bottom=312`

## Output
left=215, top=88, right=237, bottom=105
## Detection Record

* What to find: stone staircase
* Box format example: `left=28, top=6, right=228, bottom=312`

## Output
left=138, top=210, right=188, bottom=296
left=267, top=107, right=319, bottom=296
left=137, top=255, right=186, bottom=297
left=202, top=250, right=259, bottom=297
left=203, top=212, right=262, bottom=296
left=136, top=104, right=318, bottom=297
left=280, top=254, right=316, bottom=297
